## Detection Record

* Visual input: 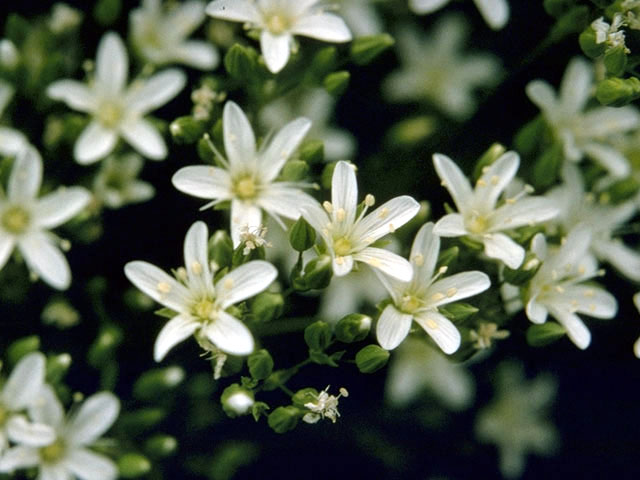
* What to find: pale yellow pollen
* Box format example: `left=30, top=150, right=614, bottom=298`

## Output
left=336, top=208, right=346, bottom=222
left=440, top=180, right=447, bottom=187
left=388, top=223, right=395, bottom=233
left=191, top=262, right=203, bottom=275
left=578, top=265, right=586, bottom=275
left=223, top=279, right=234, bottom=289
left=584, top=289, right=595, bottom=298
left=377, top=207, right=389, bottom=219
left=589, top=303, right=597, bottom=312
left=157, top=282, right=171, bottom=294
left=555, top=286, right=565, bottom=293
left=177, top=267, right=188, bottom=281
left=323, top=201, right=333, bottom=213
left=431, top=292, right=445, bottom=301
left=333, top=237, right=352, bottom=256
left=425, top=318, right=439, bottom=329
left=446, top=287, right=457, bottom=297
left=490, top=175, right=500, bottom=185
left=335, top=256, right=344, bottom=265
left=229, top=133, right=237, bottom=142
left=476, top=179, right=487, bottom=187
left=482, top=166, right=490, bottom=173
left=368, top=257, right=381, bottom=267
left=413, top=254, right=424, bottom=266
left=365, top=194, right=375, bottom=207
left=438, top=266, right=448, bottom=274
left=506, top=198, right=517, bottom=204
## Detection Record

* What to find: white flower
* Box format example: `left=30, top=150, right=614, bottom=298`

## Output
left=302, top=160, right=420, bottom=280
left=375, top=222, right=490, bottom=354
left=409, top=0, right=509, bottom=30
left=124, top=221, right=277, bottom=360
left=525, top=226, right=618, bottom=350
left=0, top=386, right=120, bottom=480
left=0, top=353, right=55, bottom=453
left=48, top=3, right=83, bottom=34
left=622, top=0, right=640, bottom=30
left=0, top=39, right=19, bottom=70
left=432, top=151, right=559, bottom=269
left=526, top=57, right=640, bottom=178
left=130, top=0, right=220, bottom=70
left=0, top=147, right=91, bottom=290
left=633, top=293, right=640, bottom=358
left=384, top=16, right=502, bottom=120
left=206, top=0, right=352, bottom=73
left=475, top=362, right=559, bottom=478
left=546, top=163, right=640, bottom=281
left=93, top=153, right=155, bottom=209
left=302, top=386, right=348, bottom=424
left=337, top=0, right=384, bottom=36
left=47, top=32, right=186, bottom=164
left=592, top=14, right=629, bottom=52
left=172, top=100, right=317, bottom=246
left=0, top=79, right=28, bottom=157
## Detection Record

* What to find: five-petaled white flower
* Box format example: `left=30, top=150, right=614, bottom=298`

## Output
left=172, top=100, right=317, bottom=246
left=47, top=32, right=186, bottom=164
left=130, top=0, right=220, bottom=70
left=376, top=222, right=490, bottom=354
left=0, top=147, right=91, bottom=290
left=125, top=221, right=277, bottom=360
left=433, top=151, right=558, bottom=269
left=302, top=160, right=420, bottom=280
left=0, top=386, right=120, bottom=480
left=0, top=79, right=28, bottom=157
left=526, top=57, right=640, bottom=178
left=525, top=226, right=617, bottom=350
left=409, top=0, right=509, bottom=30
left=206, top=0, right=352, bottom=73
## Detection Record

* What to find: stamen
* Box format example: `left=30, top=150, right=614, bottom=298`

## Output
left=323, top=201, right=333, bottom=213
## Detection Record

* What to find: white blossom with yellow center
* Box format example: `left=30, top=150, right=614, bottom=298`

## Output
left=409, top=0, right=510, bottom=30
left=47, top=32, right=186, bottom=164
left=302, top=160, right=420, bottom=280
left=376, top=222, right=490, bottom=354
left=206, top=0, right=352, bottom=73
left=125, top=221, right=277, bottom=360
left=433, top=151, right=559, bottom=269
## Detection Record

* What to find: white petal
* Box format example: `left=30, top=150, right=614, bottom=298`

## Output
left=433, top=213, right=467, bottom=237
left=258, top=186, right=316, bottom=221
left=46, top=80, right=96, bottom=112
left=95, top=32, right=128, bottom=94
left=126, top=69, right=186, bottom=115
left=408, top=0, right=449, bottom=14
left=1, top=352, right=46, bottom=410
left=301, top=201, right=331, bottom=239
left=482, top=233, right=525, bottom=269
left=559, top=285, right=617, bottom=319
left=217, top=260, right=277, bottom=308
left=415, top=311, right=461, bottom=354
left=490, top=197, right=559, bottom=230
left=223, top=101, right=256, bottom=169
left=6, top=416, right=56, bottom=447
left=354, top=247, right=413, bottom=282
left=172, top=165, right=233, bottom=200
left=291, top=13, right=352, bottom=42
left=33, top=187, right=91, bottom=229
left=202, top=311, right=254, bottom=355
left=124, top=261, right=191, bottom=312
left=376, top=304, right=413, bottom=350
left=153, top=314, right=199, bottom=362
left=526, top=80, right=557, bottom=113
left=65, top=392, right=120, bottom=446
left=530, top=232, right=547, bottom=261
left=427, top=271, right=491, bottom=307
left=259, top=117, right=311, bottom=182
left=474, top=0, right=509, bottom=29
left=28, top=385, right=64, bottom=431
left=331, top=161, right=358, bottom=224
left=582, top=106, right=640, bottom=137
left=332, top=254, right=354, bottom=276
left=183, top=221, right=213, bottom=293
left=0, top=234, right=16, bottom=271
left=65, top=448, right=118, bottom=480
left=548, top=307, right=591, bottom=350
left=555, top=225, right=592, bottom=272
left=40, top=464, right=72, bottom=480
left=634, top=292, right=640, bottom=313
left=473, top=151, right=519, bottom=212
left=260, top=31, right=291, bottom=74
left=19, top=232, right=71, bottom=290
left=526, top=297, right=548, bottom=324
left=559, top=57, right=592, bottom=114
left=409, top=222, right=439, bottom=281
left=230, top=200, right=262, bottom=247
left=119, top=118, right=167, bottom=160
left=0, top=127, right=28, bottom=157
left=8, top=146, right=42, bottom=202
left=581, top=143, right=630, bottom=178
left=432, top=154, right=473, bottom=212
left=354, top=195, right=420, bottom=243
left=205, top=0, right=261, bottom=22
left=0, top=446, right=39, bottom=472
left=172, top=41, right=220, bottom=70
left=167, top=0, right=207, bottom=36
left=597, top=240, right=640, bottom=282
left=74, top=122, right=118, bottom=164
left=634, top=336, right=640, bottom=359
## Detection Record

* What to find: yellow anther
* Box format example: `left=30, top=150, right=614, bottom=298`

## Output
left=191, top=262, right=203, bottom=275
left=490, top=175, right=500, bottom=185
left=413, top=254, right=424, bottom=266
left=431, top=292, right=445, bottom=301
left=323, top=201, right=333, bottom=213
left=378, top=207, right=389, bottom=219
left=157, top=282, right=171, bottom=294
left=584, top=289, right=595, bottom=298
left=335, top=256, right=344, bottom=265
left=336, top=208, right=346, bottom=222
left=368, top=257, right=381, bottom=267
left=555, top=286, right=565, bottom=293
left=365, top=194, right=375, bottom=207
left=476, top=179, right=487, bottom=187
left=446, top=287, right=457, bottom=297
left=438, top=266, right=448, bottom=274
left=223, top=279, right=234, bottom=289
left=425, top=319, right=439, bottom=329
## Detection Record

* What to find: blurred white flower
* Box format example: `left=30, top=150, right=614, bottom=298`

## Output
left=130, top=0, right=219, bottom=70
left=633, top=292, right=640, bottom=358
left=93, top=153, right=155, bottom=209
left=0, top=39, right=19, bottom=70
left=0, top=386, right=120, bottom=480
left=475, top=362, right=559, bottom=478
left=206, top=0, right=352, bottom=73
left=384, top=17, right=502, bottom=120
left=0, top=79, right=28, bottom=157
left=409, top=0, right=509, bottom=30
left=125, top=221, right=277, bottom=360
left=433, top=151, right=558, bottom=269
left=47, top=32, right=186, bottom=164
left=526, top=57, right=640, bottom=178
left=0, top=147, right=91, bottom=290
left=48, top=3, right=83, bottom=34
left=338, top=0, right=385, bottom=36
left=591, top=14, right=628, bottom=52
left=302, top=386, right=348, bottom=424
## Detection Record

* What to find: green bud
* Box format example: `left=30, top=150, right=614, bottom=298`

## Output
left=299, top=139, right=324, bottom=164
left=45, top=353, right=72, bottom=384
left=170, top=116, right=205, bottom=144
left=602, top=176, right=640, bottom=203
left=93, top=0, right=121, bottom=26
left=321, top=162, right=337, bottom=190
left=224, top=43, right=259, bottom=81
left=514, top=115, right=545, bottom=157
left=221, top=384, right=255, bottom=418
left=209, top=230, right=233, bottom=268
left=310, top=47, right=338, bottom=78
left=473, top=143, right=507, bottom=181
left=289, top=217, right=316, bottom=252
left=247, top=349, right=274, bottom=380
left=384, top=116, right=435, bottom=147
left=604, top=45, right=628, bottom=77
left=7, top=336, right=40, bottom=366
left=118, top=453, right=152, bottom=478
left=503, top=254, right=541, bottom=285
left=41, top=297, right=80, bottom=329
left=294, top=255, right=333, bottom=291
left=351, top=34, right=395, bottom=65
left=304, top=321, right=332, bottom=351
left=533, top=143, right=563, bottom=189
left=292, top=387, right=318, bottom=408
left=133, top=366, right=185, bottom=402
left=251, top=401, right=270, bottom=421
left=87, top=325, right=123, bottom=368
left=579, top=28, right=606, bottom=59
left=120, top=408, right=167, bottom=432
left=323, top=71, right=350, bottom=96
left=596, top=77, right=640, bottom=106
left=267, top=406, right=300, bottom=433
left=437, top=246, right=459, bottom=269
left=281, top=160, right=309, bottom=181
left=251, top=292, right=284, bottom=322
left=526, top=322, right=567, bottom=347
left=197, top=135, right=216, bottom=163
left=334, top=313, right=372, bottom=343
left=439, top=303, right=479, bottom=322
left=355, top=345, right=390, bottom=373
left=144, top=434, right=178, bottom=458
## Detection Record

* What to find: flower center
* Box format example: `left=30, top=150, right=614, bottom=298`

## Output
left=1, top=205, right=30, bottom=234
left=333, top=237, right=352, bottom=256
left=97, top=101, right=124, bottom=129
left=193, top=298, right=216, bottom=321
left=400, top=294, right=422, bottom=314
left=266, top=13, right=290, bottom=35
left=40, top=439, right=66, bottom=464
left=234, top=176, right=257, bottom=200
left=466, top=213, right=488, bottom=234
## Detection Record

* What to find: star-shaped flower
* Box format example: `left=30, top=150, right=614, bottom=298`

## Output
left=0, top=147, right=91, bottom=290
left=47, top=32, right=186, bottom=164
left=409, top=0, right=509, bottom=30
left=125, top=221, right=277, bottom=360
left=302, top=160, right=420, bottom=280
left=376, top=222, right=490, bottom=354
left=206, top=0, right=352, bottom=73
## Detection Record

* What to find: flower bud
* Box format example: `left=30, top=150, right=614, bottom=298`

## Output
left=579, top=28, right=606, bottom=59
left=221, top=384, right=255, bottom=418
left=294, top=255, right=333, bottom=291
left=596, top=77, right=640, bottom=106
left=351, top=34, right=395, bottom=65
left=439, top=303, right=479, bottom=322
left=93, top=0, right=122, bottom=26
left=7, top=335, right=40, bottom=366
left=224, top=43, right=260, bottom=81
left=133, top=366, right=185, bottom=402
left=310, top=46, right=338, bottom=78
left=384, top=116, right=435, bottom=147
left=87, top=324, right=123, bottom=367
left=267, top=406, right=301, bottom=433
left=437, top=246, right=459, bottom=270
left=251, top=292, right=284, bottom=322
left=503, top=253, right=541, bottom=286
left=526, top=322, right=567, bottom=347
left=602, top=177, right=640, bottom=204
left=169, top=116, right=205, bottom=144
left=289, top=217, right=316, bottom=252
left=334, top=313, right=371, bottom=343
left=304, top=321, right=332, bottom=351
left=299, top=139, right=324, bottom=164
left=355, top=345, right=389, bottom=373
left=247, top=349, right=274, bottom=380
left=281, top=159, right=310, bottom=181
left=118, top=453, right=152, bottom=478
left=323, top=70, right=350, bottom=96
left=0, top=39, right=19, bottom=70
left=473, top=143, right=507, bottom=181
left=209, top=230, right=233, bottom=268
left=604, top=45, right=628, bottom=77
left=533, top=143, right=563, bottom=189
left=144, top=434, right=178, bottom=458
left=120, top=408, right=167, bottom=432
left=45, top=353, right=72, bottom=384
